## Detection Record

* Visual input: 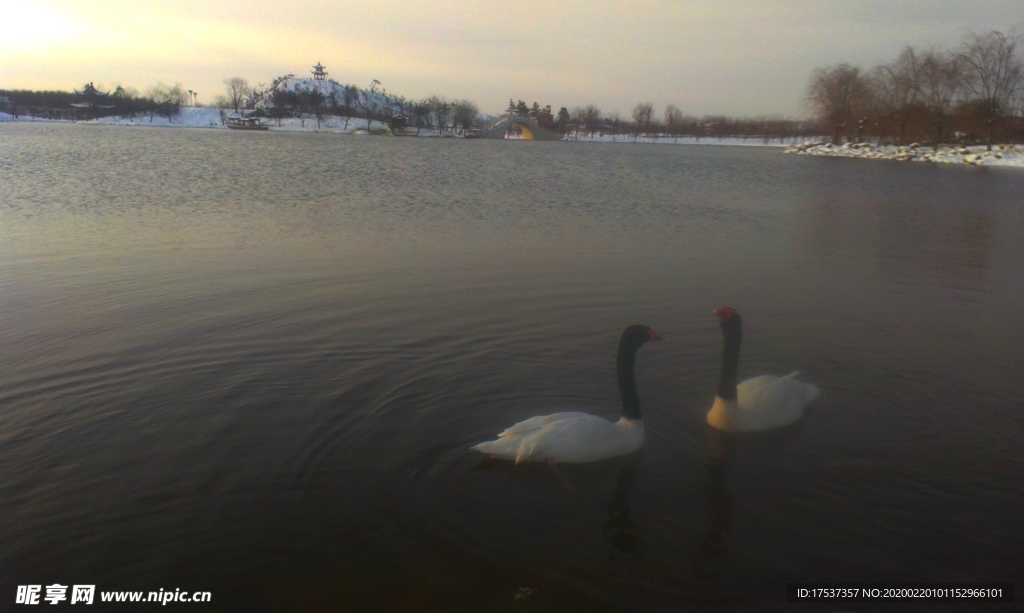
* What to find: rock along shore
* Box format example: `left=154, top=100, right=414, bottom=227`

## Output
left=784, top=141, right=1024, bottom=168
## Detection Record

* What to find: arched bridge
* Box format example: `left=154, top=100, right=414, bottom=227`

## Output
left=471, top=115, right=562, bottom=141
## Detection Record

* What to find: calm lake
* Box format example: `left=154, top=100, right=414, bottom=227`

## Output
left=1, top=123, right=1022, bottom=612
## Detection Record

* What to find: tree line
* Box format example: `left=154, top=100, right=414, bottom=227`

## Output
left=1, top=83, right=191, bottom=122
left=807, top=30, right=1024, bottom=150
left=498, top=97, right=815, bottom=141
left=217, top=78, right=799, bottom=140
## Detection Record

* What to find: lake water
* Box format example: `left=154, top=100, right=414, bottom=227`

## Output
left=1, top=123, right=1022, bottom=612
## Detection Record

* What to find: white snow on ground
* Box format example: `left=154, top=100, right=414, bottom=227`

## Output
left=786, top=141, right=1024, bottom=169
left=86, top=107, right=392, bottom=133
left=0, top=111, right=820, bottom=146
left=0, top=112, right=72, bottom=122
left=89, top=107, right=225, bottom=128
left=564, top=134, right=809, bottom=147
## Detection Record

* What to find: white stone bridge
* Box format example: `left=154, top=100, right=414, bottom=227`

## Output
left=470, top=115, right=562, bottom=141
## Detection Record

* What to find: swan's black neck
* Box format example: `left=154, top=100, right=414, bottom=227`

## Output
left=717, top=315, right=742, bottom=400
left=617, top=342, right=642, bottom=421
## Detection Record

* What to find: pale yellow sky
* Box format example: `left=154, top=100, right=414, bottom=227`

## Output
left=1, top=0, right=1019, bottom=116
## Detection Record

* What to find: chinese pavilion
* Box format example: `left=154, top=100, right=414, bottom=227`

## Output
left=312, top=62, right=328, bottom=81
left=70, top=82, right=115, bottom=119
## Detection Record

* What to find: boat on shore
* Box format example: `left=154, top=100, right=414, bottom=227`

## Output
left=227, top=116, right=269, bottom=131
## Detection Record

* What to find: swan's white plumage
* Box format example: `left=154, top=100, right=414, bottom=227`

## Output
left=707, top=371, right=820, bottom=432
left=473, top=324, right=658, bottom=463
left=472, top=413, right=644, bottom=464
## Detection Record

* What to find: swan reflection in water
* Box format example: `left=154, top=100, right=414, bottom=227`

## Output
left=603, top=460, right=644, bottom=559
left=698, top=427, right=736, bottom=580
left=694, top=422, right=804, bottom=597
left=472, top=453, right=646, bottom=561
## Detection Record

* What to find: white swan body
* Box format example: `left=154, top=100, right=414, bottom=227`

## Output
left=707, top=306, right=820, bottom=433
left=707, top=371, right=821, bottom=432
left=473, top=325, right=660, bottom=464
left=472, top=413, right=644, bottom=464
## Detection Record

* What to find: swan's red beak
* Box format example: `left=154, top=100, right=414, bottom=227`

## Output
left=648, top=328, right=662, bottom=341
left=714, top=306, right=736, bottom=322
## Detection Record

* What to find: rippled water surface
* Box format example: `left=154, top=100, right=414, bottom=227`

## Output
left=2, top=123, right=1022, bottom=611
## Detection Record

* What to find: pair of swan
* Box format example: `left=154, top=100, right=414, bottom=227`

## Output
left=472, top=307, right=820, bottom=464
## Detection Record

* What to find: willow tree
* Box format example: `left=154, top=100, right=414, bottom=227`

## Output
left=872, top=47, right=920, bottom=144
left=632, top=102, right=654, bottom=138
left=916, top=50, right=964, bottom=150
left=959, top=31, right=1023, bottom=151
left=807, top=64, right=872, bottom=144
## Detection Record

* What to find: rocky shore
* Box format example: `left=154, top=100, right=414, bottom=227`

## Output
left=784, top=141, right=1024, bottom=168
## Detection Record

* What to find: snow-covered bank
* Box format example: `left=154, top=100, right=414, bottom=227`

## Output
left=785, top=141, right=1024, bottom=168
left=87, top=107, right=225, bottom=128
left=0, top=112, right=72, bottom=123
left=86, top=107, right=393, bottom=133
left=564, top=134, right=812, bottom=147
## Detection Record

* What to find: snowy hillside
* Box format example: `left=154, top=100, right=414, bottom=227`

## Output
left=254, top=76, right=409, bottom=117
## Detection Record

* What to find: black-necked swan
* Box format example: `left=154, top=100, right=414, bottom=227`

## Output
left=707, top=306, right=820, bottom=432
left=472, top=325, right=661, bottom=463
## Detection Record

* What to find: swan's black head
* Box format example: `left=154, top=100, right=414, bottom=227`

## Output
left=714, top=306, right=741, bottom=329
left=714, top=306, right=742, bottom=348
left=619, top=324, right=662, bottom=354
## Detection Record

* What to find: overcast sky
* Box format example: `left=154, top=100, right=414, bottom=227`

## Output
left=2, top=0, right=1020, bottom=117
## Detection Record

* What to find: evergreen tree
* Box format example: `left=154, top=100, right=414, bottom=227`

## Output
left=557, top=107, right=571, bottom=133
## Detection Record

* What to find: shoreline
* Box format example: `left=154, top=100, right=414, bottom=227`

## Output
left=6, top=110, right=1022, bottom=168
left=785, top=141, right=1024, bottom=169
left=0, top=111, right=816, bottom=148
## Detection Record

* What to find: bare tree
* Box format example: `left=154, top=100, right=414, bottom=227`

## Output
left=916, top=49, right=964, bottom=149
left=300, top=89, right=326, bottom=129
left=807, top=64, right=872, bottom=144
left=959, top=31, right=1024, bottom=150
left=872, top=47, right=920, bottom=144
left=148, top=83, right=187, bottom=123
left=223, top=77, right=250, bottom=113
left=452, top=99, right=478, bottom=135
left=410, top=100, right=431, bottom=135
left=341, top=85, right=360, bottom=129
left=664, top=104, right=684, bottom=137
left=426, top=95, right=450, bottom=132
left=573, top=104, right=601, bottom=136
left=632, top=102, right=654, bottom=138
